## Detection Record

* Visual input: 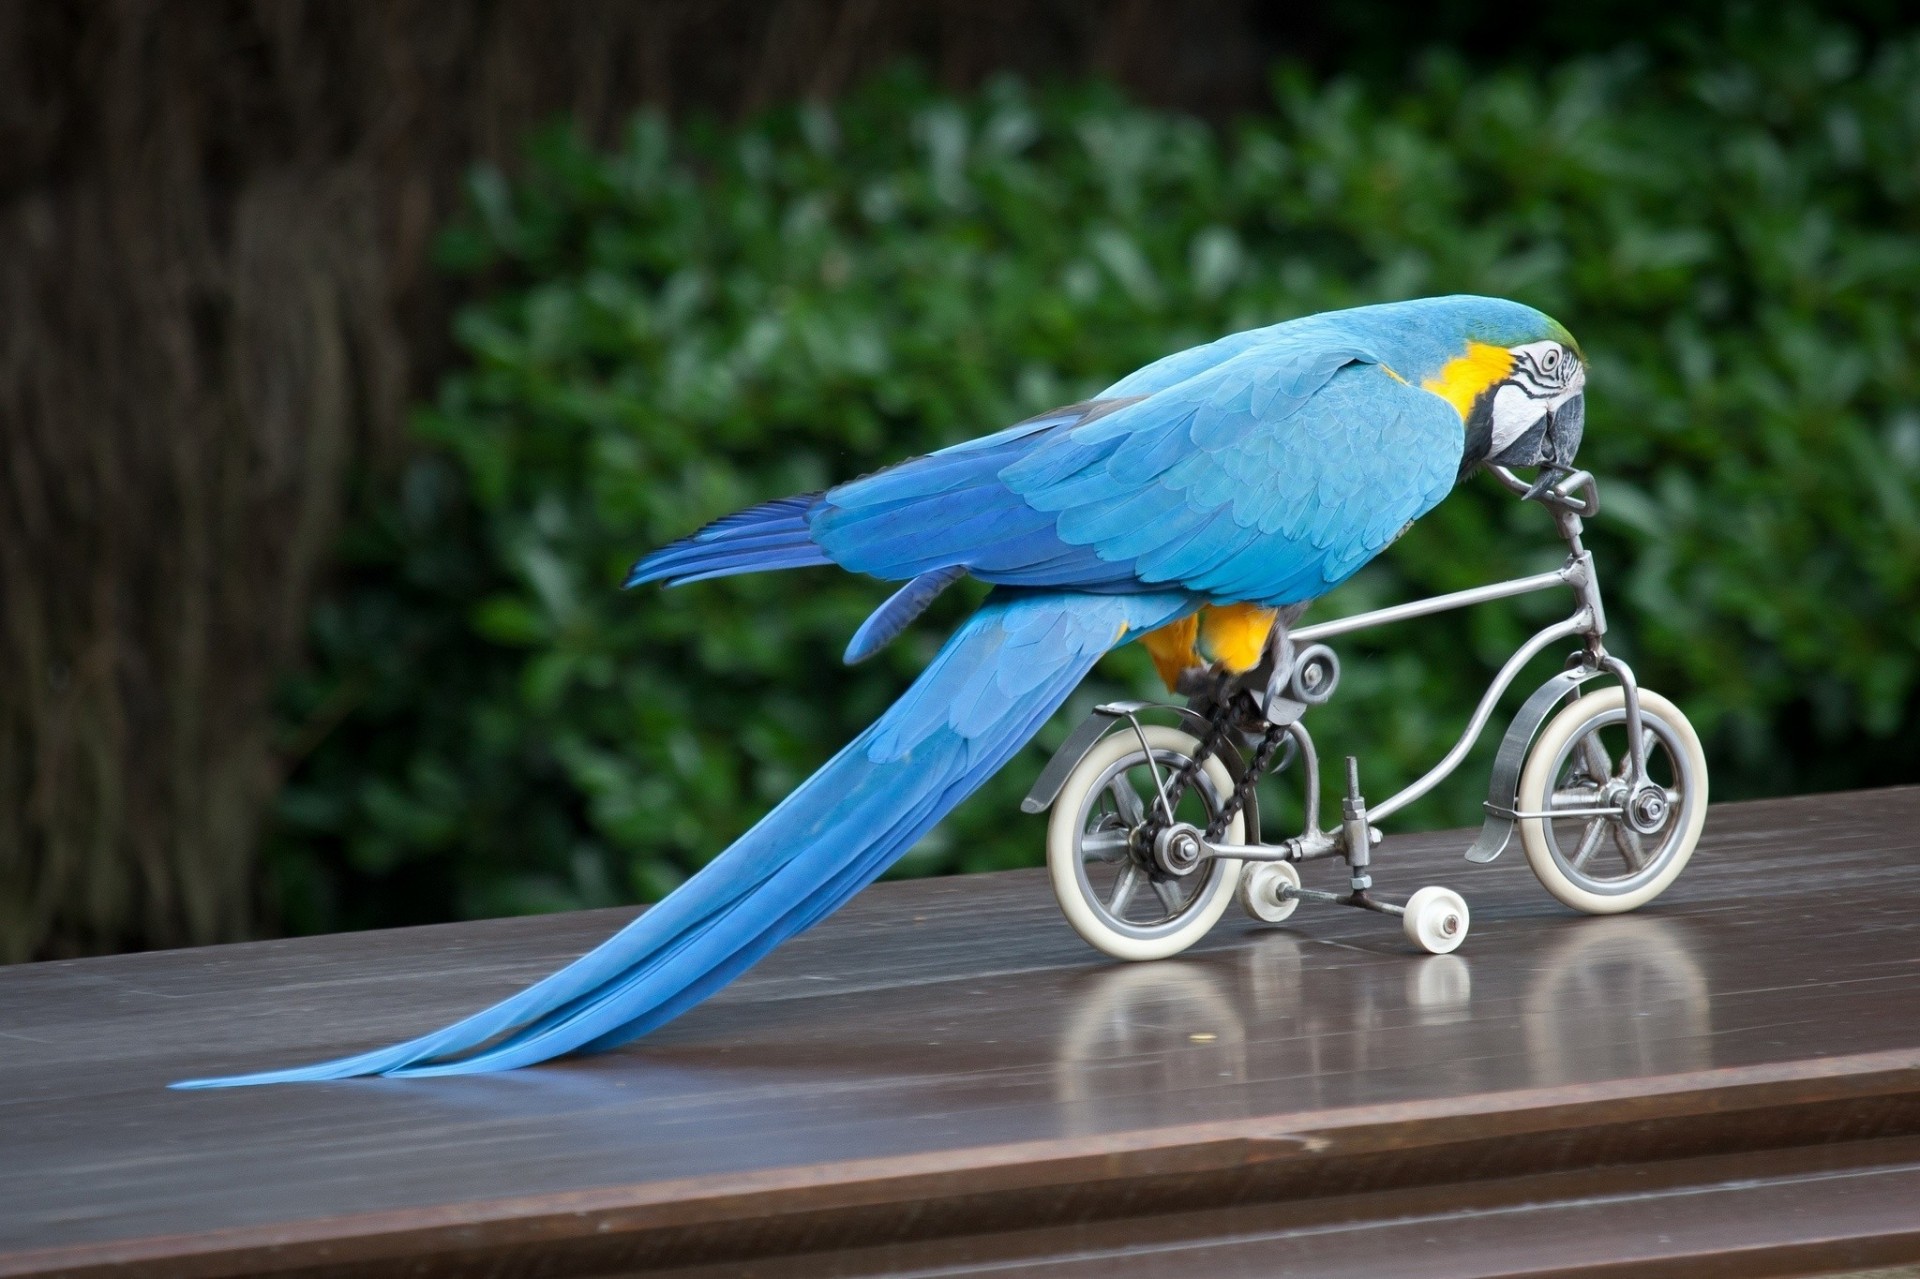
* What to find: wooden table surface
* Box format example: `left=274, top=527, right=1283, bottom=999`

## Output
left=3, top=788, right=1919, bottom=1278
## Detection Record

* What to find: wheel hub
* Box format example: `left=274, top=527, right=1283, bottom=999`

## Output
left=1153, top=822, right=1206, bottom=877
left=1626, top=786, right=1669, bottom=834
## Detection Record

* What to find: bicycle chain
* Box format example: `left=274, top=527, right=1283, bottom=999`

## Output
left=1208, top=722, right=1287, bottom=840
left=1148, top=691, right=1287, bottom=842
left=1158, top=699, right=1236, bottom=817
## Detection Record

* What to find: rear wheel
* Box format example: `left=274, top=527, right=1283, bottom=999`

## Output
left=1047, top=725, right=1245, bottom=961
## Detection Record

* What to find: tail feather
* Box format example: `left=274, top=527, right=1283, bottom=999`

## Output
left=625, top=494, right=831, bottom=587
left=651, top=546, right=836, bottom=585
left=174, top=589, right=1194, bottom=1088
left=844, top=565, right=969, bottom=663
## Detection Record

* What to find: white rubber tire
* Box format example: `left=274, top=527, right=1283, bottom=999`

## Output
left=1047, top=725, right=1245, bottom=961
left=1239, top=861, right=1301, bottom=923
left=1403, top=886, right=1470, bottom=954
left=1517, top=686, right=1708, bottom=915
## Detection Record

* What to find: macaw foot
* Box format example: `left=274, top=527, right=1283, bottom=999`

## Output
left=1175, top=662, right=1241, bottom=707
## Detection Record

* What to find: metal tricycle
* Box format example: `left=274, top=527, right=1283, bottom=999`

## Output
left=1025, top=466, right=1709, bottom=958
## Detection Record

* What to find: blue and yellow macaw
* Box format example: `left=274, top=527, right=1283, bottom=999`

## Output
left=180, top=294, right=1585, bottom=1087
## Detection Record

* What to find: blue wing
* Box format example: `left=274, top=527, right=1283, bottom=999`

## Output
left=1095, top=319, right=1295, bottom=397
left=812, top=337, right=1464, bottom=607
left=629, top=330, right=1467, bottom=654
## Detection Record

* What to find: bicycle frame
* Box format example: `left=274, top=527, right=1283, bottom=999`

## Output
left=1024, top=467, right=1650, bottom=879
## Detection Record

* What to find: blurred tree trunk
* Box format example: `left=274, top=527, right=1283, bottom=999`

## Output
left=0, top=0, right=1292, bottom=960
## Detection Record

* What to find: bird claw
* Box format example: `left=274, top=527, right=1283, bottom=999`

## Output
left=1176, top=663, right=1240, bottom=707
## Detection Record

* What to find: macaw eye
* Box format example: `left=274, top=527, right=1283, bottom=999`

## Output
left=1541, top=347, right=1559, bottom=371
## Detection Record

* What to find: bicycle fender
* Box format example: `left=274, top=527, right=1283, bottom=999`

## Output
left=1465, top=666, right=1602, bottom=863
left=1020, top=704, right=1248, bottom=816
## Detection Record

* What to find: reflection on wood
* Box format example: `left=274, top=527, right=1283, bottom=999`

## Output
left=3, top=789, right=1920, bottom=1277
left=1522, top=914, right=1713, bottom=1085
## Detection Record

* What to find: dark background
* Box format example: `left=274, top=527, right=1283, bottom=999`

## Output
left=4, top=0, right=1916, bottom=961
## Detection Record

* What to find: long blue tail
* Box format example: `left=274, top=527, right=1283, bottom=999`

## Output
left=625, top=494, right=830, bottom=587
left=174, top=589, right=1192, bottom=1087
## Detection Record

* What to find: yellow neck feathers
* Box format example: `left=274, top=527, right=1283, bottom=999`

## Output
left=1421, top=342, right=1514, bottom=421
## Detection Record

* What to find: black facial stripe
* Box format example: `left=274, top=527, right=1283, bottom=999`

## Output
left=1511, top=361, right=1558, bottom=391
left=1511, top=345, right=1576, bottom=395
left=1457, top=380, right=1498, bottom=479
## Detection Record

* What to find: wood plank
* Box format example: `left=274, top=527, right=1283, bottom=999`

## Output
left=2, top=789, right=1918, bottom=1277
left=652, top=1136, right=1920, bottom=1279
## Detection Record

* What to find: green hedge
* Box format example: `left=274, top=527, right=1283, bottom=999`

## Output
left=268, top=17, right=1920, bottom=933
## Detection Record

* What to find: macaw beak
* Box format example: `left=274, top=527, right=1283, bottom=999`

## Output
left=1489, top=384, right=1585, bottom=495
left=1520, top=391, right=1586, bottom=499
left=1547, top=390, right=1585, bottom=466
left=1522, top=463, right=1569, bottom=501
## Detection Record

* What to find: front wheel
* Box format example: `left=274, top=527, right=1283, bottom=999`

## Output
left=1516, top=686, right=1708, bottom=914
left=1047, top=725, right=1246, bottom=961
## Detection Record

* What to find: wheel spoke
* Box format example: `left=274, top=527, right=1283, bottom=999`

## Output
left=1570, top=818, right=1608, bottom=870
left=1614, top=823, right=1647, bottom=870
left=1577, top=731, right=1611, bottom=785
left=1081, top=830, right=1131, bottom=862
left=1552, top=784, right=1605, bottom=810
left=1107, top=776, right=1146, bottom=826
left=1107, top=865, right=1140, bottom=916
left=1615, top=729, right=1657, bottom=781
left=1151, top=878, right=1184, bottom=916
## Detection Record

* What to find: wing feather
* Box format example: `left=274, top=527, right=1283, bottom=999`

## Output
left=811, top=334, right=1464, bottom=607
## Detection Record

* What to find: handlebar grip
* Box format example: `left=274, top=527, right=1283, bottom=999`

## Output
left=1547, top=470, right=1600, bottom=517
left=1487, top=466, right=1600, bottom=517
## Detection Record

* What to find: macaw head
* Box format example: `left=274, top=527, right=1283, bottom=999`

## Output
left=1478, top=336, right=1586, bottom=481
left=1407, top=299, right=1587, bottom=489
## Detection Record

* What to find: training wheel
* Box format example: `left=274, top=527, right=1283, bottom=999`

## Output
left=1403, top=886, right=1470, bottom=955
left=1239, top=862, right=1301, bottom=923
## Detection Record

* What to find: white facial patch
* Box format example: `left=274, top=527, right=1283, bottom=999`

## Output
left=1508, top=340, right=1565, bottom=385
left=1489, top=381, right=1547, bottom=455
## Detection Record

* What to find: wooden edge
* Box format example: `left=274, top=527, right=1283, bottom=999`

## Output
left=10, top=1049, right=1920, bottom=1279
left=1506, top=1230, right=1920, bottom=1279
